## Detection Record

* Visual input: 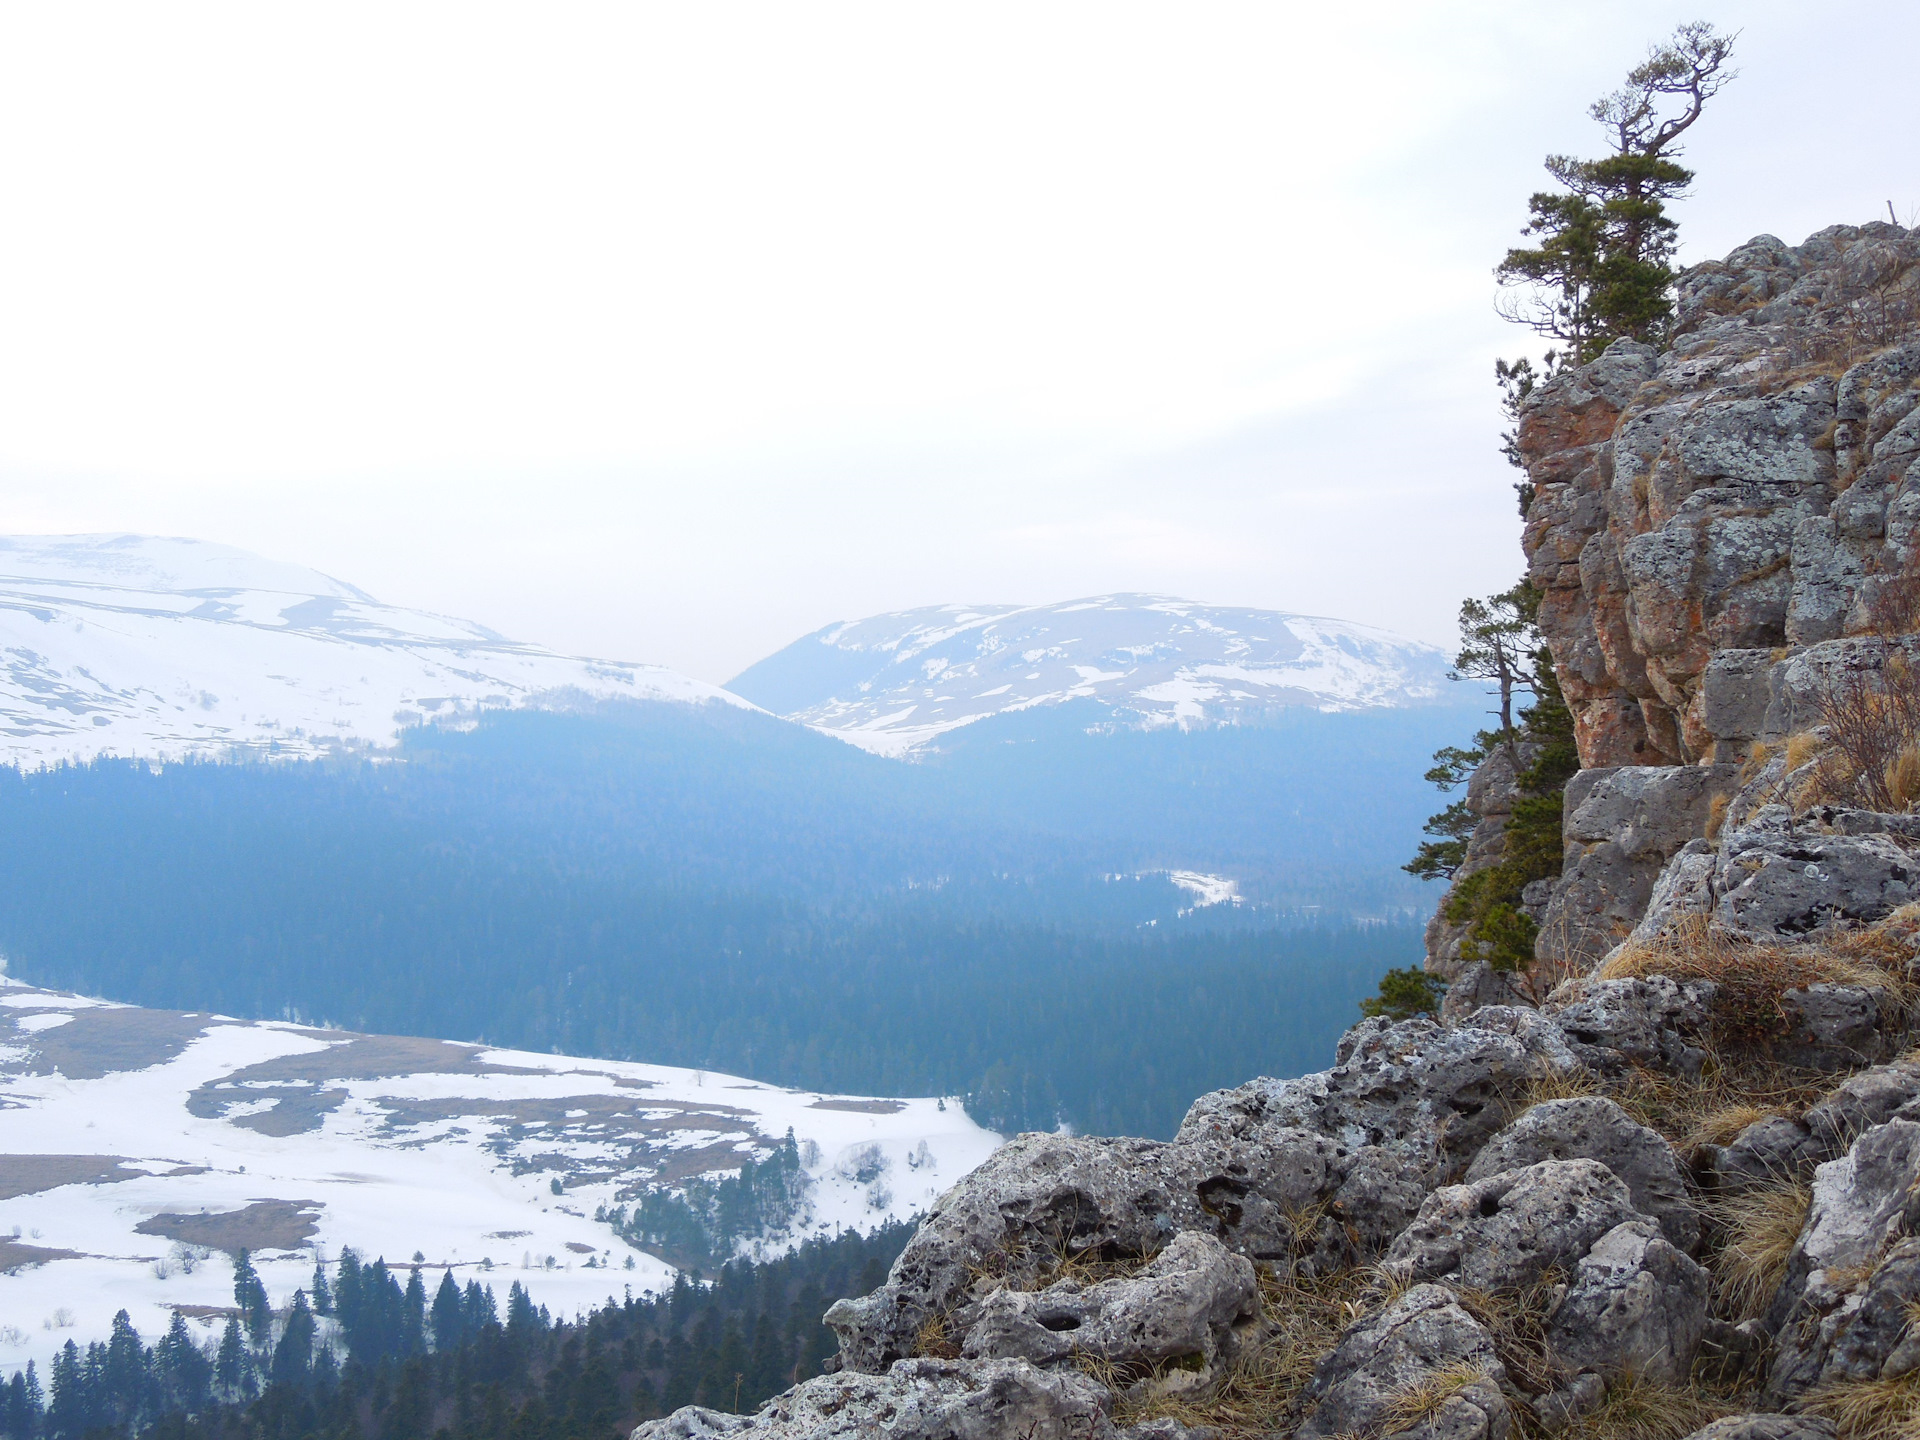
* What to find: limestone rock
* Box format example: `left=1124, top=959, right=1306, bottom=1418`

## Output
left=1383, top=1158, right=1642, bottom=1291
left=1705, top=1062, right=1920, bottom=1189
left=1465, top=1098, right=1698, bottom=1251
left=1717, top=827, right=1915, bottom=937
left=1545, top=1219, right=1711, bottom=1382
left=630, top=1358, right=1119, bottom=1440
left=1768, top=1119, right=1920, bottom=1400
left=1540, top=764, right=1741, bottom=969
left=1186, top=1010, right=1582, bottom=1175
left=957, top=1230, right=1257, bottom=1379
left=827, top=1099, right=1435, bottom=1373
left=1542, top=976, right=1714, bottom=1076
left=1294, top=1285, right=1511, bottom=1440
left=1440, top=963, right=1532, bottom=1024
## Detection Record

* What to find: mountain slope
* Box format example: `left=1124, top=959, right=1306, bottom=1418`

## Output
left=0, top=976, right=997, bottom=1379
left=0, top=534, right=742, bottom=766
left=727, top=594, right=1455, bottom=755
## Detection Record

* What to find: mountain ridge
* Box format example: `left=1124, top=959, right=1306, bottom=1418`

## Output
left=727, top=593, right=1458, bottom=756
left=0, top=533, right=747, bottom=767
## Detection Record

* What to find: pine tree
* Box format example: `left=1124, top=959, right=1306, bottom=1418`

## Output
left=233, top=1248, right=272, bottom=1345
left=431, top=1270, right=466, bottom=1351
left=271, top=1291, right=316, bottom=1388
left=215, top=1316, right=252, bottom=1401
left=1497, top=23, right=1737, bottom=361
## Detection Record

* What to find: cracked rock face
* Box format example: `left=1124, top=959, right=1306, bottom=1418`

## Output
left=1545, top=1219, right=1711, bottom=1383
left=1516, top=224, right=1920, bottom=768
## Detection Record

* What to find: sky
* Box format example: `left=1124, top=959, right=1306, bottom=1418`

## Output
left=0, top=2, right=1914, bottom=683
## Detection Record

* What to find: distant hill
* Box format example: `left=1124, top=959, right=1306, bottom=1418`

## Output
left=0, top=533, right=742, bottom=766
left=727, top=594, right=1456, bottom=755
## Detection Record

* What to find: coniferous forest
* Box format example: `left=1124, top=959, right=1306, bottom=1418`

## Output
left=0, top=1226, right=911, bottom=1440
left=0, top=703, right=1440, bottom=1136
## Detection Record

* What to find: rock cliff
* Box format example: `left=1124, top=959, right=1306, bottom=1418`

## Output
left=632, top=225, right=1920, bottom=1440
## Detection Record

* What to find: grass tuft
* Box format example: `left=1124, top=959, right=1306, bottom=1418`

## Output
left=1382, top=1361, right=1492, bottom=1434
left=1802, top=1371, right=1920, bottom=1440
left=1706, top=1175, right=1814, bottom=1321
left=1547, top=1376, right=1730, bottom=1440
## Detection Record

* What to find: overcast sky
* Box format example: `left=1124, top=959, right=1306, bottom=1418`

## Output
left=0, top=3, right=1913, bottom=682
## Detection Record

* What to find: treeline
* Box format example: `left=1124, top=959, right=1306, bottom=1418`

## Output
left=0, top=718, right=1416, bottom=1137
left=0, top=1225, right=911, bottom=1440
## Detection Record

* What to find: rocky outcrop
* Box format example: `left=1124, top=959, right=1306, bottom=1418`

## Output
left=1519, top=224, right=1920, bottom=768
left=638, top=223, right=1920, bottom=1440
left=1428, top=223, right=1920, bottom=979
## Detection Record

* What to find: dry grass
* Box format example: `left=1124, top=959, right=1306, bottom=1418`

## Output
left=1801, top=1371, right=1920, bottom=1440
left=1382, top=1361, right=1493, bottom=1434
left=1453, top=1277, right=1564, bottom=1398
left=1546, top=1376, right=1732, bottom=1440
left=1786, top=729, right=1828, bottom=773
left=1706, top=793, right=1731, bottom=841
left=1597, top=923, right=1918, bottom=1057
left=1520, top=1063, right=1608, bottom=1110
left=1705, top=1176, right=1814, bottom=1321
left=1886, top=742, right=1920, bottom=811
left=1114, top=1265, right=1387, bottom=1438
left=913, top=1312, right=960, bottom=1360
left=1682, top=1102, right=1778, bottom=1151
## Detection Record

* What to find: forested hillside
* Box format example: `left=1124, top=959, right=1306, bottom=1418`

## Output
left=0, top=701, right=1436, bottom=1136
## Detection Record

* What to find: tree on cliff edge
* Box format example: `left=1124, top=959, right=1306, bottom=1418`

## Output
left=1497, top=21, right=1737, bottom=362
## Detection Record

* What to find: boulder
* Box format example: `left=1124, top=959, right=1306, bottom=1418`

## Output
left=1777, top=983, right=1892, bottom=1070
left=1545, top=1220, right=1711, bottom=1382
left=1465, top=1097, right=1699, bottom=1251
left=1294, top=1285, right=1511, bottom=1440
left=630, top=1358, right=1119, bottom=1440
left=1383, top=1159, right=1642, bottom=1291
left=1704, top=1062, right=1920, bottom=1190
left=1440, top=963, right=1532, bottom=1025
left=957, top=1230, right=1258, bottom=1382
left=828, top=1107, right=1430, bottom=1373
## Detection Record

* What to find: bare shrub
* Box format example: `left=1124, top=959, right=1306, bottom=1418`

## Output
left=1864, top=566, right=1920, bottom=638
left=1814, top=648, right=1920, bottom=811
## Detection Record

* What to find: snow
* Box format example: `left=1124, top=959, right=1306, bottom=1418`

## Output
left=0, top=534, right=754, bottom=767
left=0, top=979, right=1000, bottom=1378
left=735, top=594, right=1455, bottom=754
left=1164, top=871, right=1240, bottom=910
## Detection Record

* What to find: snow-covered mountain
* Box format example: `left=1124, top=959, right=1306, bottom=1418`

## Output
left=727, top=595, right=1456, bottom=755
left=0, top=977, right=998, bottom=1379
left=0, top=534, right=746, bottom=767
